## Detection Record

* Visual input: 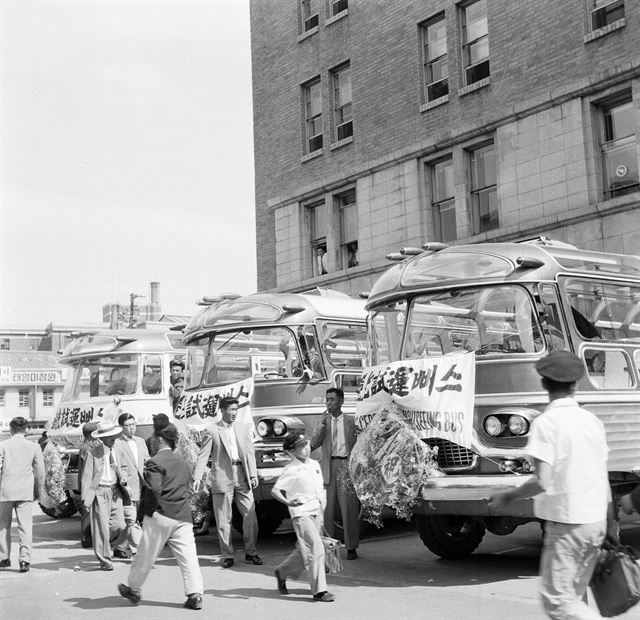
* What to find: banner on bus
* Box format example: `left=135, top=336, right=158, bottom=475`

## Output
left=355, top=353, right=475, bottom=449
left=174, top=377, right=256, bottom=438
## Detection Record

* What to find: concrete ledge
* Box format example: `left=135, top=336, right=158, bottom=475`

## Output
left=301, top=149, right=323, bottom=163
left=325, top=9, right=347, bottom=26
left=297, top=25, right=319, bottom=43
left=458, top=77, right=490, bottom=97
left=330, top=135, right=353, bottom=150
left=584, top=18, right=625, bottom=43
left=420, top=95, right=449, bottom=112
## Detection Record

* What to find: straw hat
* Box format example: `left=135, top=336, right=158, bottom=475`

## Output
left=91, top=419, right=123, bottom=439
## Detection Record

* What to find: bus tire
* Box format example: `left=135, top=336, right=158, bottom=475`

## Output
left=39, top=491, right=78, bottom=519
left=231, top=500, right=285, bottom=537
left=414, top=514, right=485, bottom=558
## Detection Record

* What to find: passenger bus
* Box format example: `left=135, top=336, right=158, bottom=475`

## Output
left=45, top=328, right=186, bottom=516
left=180, top=290, right=367, bottom=533
left=365, top=238, right=640, bottom=557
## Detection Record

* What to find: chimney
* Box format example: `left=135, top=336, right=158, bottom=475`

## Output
left=149, top=282, right=161, bottom=321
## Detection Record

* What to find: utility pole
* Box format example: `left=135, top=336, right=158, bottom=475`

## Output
left=129, top=293, right=144, bottom=328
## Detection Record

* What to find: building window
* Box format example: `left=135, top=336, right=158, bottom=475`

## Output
left=598, top=95, right=638, bottom=199
left=303, top=78, right=323, bottom=154
left=332, top=63, right=352, bottom=141
left=0, top=390, right=5, bottom=407
left=0, top=338, right=9, bottom=350
left=330, top=0, right=348, bottom=16
left=431, top=158, right=456, bottom=242
left=590, top=0, right=624, bottom=30
left=43, top=389, right=54, bottom=407
left=301, top=0, right=319, bottom=32
left=461, top=0, right=489, bottom=86
left=421, top=14, right=448, bottom=102
left=308, top=200, right=328, bottom=276
left=336, top=189, right=358, bottom=268
left=19, top=390, right=30, bottom=408
left=469, top=142, right=498, bottom=234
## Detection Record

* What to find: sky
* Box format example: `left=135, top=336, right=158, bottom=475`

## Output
left=0, top=0, right=256, bottom=326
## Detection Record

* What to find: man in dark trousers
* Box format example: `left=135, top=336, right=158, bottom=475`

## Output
left=193, top=396, right=261, bottom=568
left=0, top=417, right=45, bottom=572
left=311, top=387, right=360, bottom=560
left=118, top=423, right=203, bottom=610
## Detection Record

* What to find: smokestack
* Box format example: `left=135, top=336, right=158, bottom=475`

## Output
left=149, top=282, right=161, bottom=321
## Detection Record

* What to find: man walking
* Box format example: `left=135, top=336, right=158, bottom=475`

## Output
left=114, top=412, right=149, bottom=557
left=193, top=396, right=261, bottom=567
left=0, top=417, right=45, bottom=572
left=77, top=421, right=98, bottom=548
left=311, top=387, right=360, bottom=560
left=81, top=419, right=129, bottom=570
left=118, top=423, right=204, bottom=610
left=489, top=350, right=611, bottom=620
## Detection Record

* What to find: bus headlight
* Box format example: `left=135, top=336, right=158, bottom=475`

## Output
left=508, top=415, right=529, bottom=436
left=484, top=416, right=504, bottom=437
left=257, top=420, right=270, bottom=437
left=273, top=420, right=286, bottom=436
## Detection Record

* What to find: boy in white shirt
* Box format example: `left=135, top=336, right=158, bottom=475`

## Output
left=271, top=433, right=335, bottom=602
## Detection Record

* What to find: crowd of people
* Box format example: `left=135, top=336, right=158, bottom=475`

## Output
left=1, top=353, right=640, bottom=617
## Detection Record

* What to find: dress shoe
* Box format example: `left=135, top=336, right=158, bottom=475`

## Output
left=347, top=549, right=358, bottom=560
left=0, top=559, right=10, bottom=569
left=221, top=558, right=234, bottom=568
left=113, top=549, right=130, bottom=559
left=80, top=537, right=92, bottom=549
left=275, top=569, right=288, bottom=594
left=184, top=593, right=203, bottom=610
left=313, top=591, right=336, bottom=602
left=118, top=583, right=141, bottom=606
left=244, top=554, right=263, bottom=565
left=100, top=561, right=114, bottom=571
left=19, top=561, right=30, bottom=573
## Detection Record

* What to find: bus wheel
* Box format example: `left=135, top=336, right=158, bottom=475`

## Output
left=414, top=514, right=485, bottom=558
left=39, top=491, right=78, bottom=519
left=231, top=500, right=286, bottom=537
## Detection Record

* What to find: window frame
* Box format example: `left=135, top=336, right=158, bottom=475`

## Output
left=468, top=141, right=498, bottom=234
left=18, top=389, right=30, bottom=408
left=334, top=188, right=358, bottom=269
left=42, top=388, right=54, bottom=407
left=0, top=390, right=5, bottom=407
left=301, top=0, right=319, bottom=32
left=589, top=0, right=625, bottom=31
left=302, top=77, right=323, bottom=154
left=307, top=199, right=328, bottom=276
left=429, top=157, right=456, bottom=242
left=460, top=0, right=490, bottom=86
left=330, top=0, right=348, bottom=17
left=332, top=62, right=353, bottom=142
left=421, top=13, right=449, bottom=103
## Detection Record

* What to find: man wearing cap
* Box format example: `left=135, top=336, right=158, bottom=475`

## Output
left=77, top=421, right=99, bottom=548
left=114, top=413, right=149, bottom=558
left=81, top=419, right=129, bottom=570
left=169, top=359, right=185, bottom=413
left=193, top=396, right=261, bottom=568
left=146, top=413, right=170, bottom=457
left=271, top=432, right=334, bottom=602
left=0, top=417, right=45, bottom=573
left=489, top=350, right=612, bottom=620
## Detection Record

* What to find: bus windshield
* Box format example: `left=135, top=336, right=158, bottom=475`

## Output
left=318, top=321, right=367, bottom=369
left=402, top=286, right=544, bottom=359
left=70, top=354, right=140, bottom=398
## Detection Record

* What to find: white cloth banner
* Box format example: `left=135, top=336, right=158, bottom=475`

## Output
left=173, top=377, right=256, bottom=439
left=355, top=353, right=476, bottom=449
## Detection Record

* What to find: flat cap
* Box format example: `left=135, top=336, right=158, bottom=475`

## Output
left=535, top=350, right=585, bottom=383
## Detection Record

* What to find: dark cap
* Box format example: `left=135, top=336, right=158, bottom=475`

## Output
left=169, top=358, right=185, bottom=369
left=283, top=432, right=309, bottom=451
left=152, top=413, right=171, bottom=430
left=535, top=350, right=585, bottom=383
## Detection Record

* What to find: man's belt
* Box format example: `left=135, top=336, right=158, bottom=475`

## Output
left=98, top=483, right=117, bottom=488
left=331, top=456, right=348, bottom=459
left=231, top=460, right=242, bottom=465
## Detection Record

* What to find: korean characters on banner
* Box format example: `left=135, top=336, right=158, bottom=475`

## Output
left=355, top=353, right=476, bottom=450
left=173, top=377, right=256, bottom=439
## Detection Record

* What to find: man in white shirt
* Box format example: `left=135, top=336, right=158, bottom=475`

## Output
left=489, top=350, right=612, bottom=620
left=271, top=432, right=334, bottom=602
left=310, top=387, right=360, bottom=560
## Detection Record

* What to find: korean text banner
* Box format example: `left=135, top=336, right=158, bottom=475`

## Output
left=174, top=377, right=255, bottom=437
left=355, top=353, right=476, bottom=449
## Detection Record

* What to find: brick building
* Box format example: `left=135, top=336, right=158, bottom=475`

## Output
left=250, top=0, right=640, bottom=296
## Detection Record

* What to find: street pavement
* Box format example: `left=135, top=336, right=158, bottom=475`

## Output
left=1, top=507, right=639, bottom=620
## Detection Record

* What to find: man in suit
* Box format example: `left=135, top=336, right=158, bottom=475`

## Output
left=81, top=419, right=129, bottom=570
left=310, top=387, right=360, bottom=560
left=77, top=421, right=98, bottom=548
left=118, top=423, right=204, bottom=610
left=193, top=396, right=262, bottom=568
left=113, top=412, right=149, bottom=557
left=0, top=417, right=45, bottom=572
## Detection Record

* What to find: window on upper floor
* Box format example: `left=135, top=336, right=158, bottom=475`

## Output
left=469, top=142, right=498, bottom=234
left=430, top=158, right=456, bottom=242
left=0, top=390, right=5, bottom=407
left=43, top=389, right=54, bottom=407
left=330, top=0, right=348, bottom=16
left=0, top=338, right=9, bottom=350
left=332, top=62, right=352, bottom=142
left=307, top=200, right=328, bottom=276
left=590, top=0, right=624, bottom=30
left=421, top=14, right=448, bottom=102
left=461, top=0, right=489, bottom=86
left=335, top=188, right=358, bottom=269
left=303, top=78, right=323, bottom=154
left=597, top=94, right=639, bottom=199
left=301, top=0, right=319, bottom=32
left=19, top=390, right=30, bottom=407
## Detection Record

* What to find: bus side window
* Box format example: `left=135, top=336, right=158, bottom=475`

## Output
left=538, top=284, right=569, bottom=351
left=142, top=355, right=163, bottom=394
left=583, top=348, right=634, bottom=389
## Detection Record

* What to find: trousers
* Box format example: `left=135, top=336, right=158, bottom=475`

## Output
left=211, top=465, right=258, bottom=558
left=325, top=458, right=359, bottom=550
left=276, top=513, right=327, bottom=595
left=89, top=485, right=128, bottom=565
left=0, top=500, right=33, bottom=563
left=539, top=520, right=605, bottom=620
left=115, top=502, right=142, bottom=553
left=128, top=511, right=203, bottom=596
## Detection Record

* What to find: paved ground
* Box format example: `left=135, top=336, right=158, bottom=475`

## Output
left=1, top=508, right=639, bottom=620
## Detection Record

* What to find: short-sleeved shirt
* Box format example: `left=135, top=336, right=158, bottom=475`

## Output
left=274, top=457, right=325, bottom=519
left=526, top=397, right=609, bottom=524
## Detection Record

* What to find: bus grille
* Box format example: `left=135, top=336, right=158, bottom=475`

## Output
left=425, top=438, right=476, bottom=470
